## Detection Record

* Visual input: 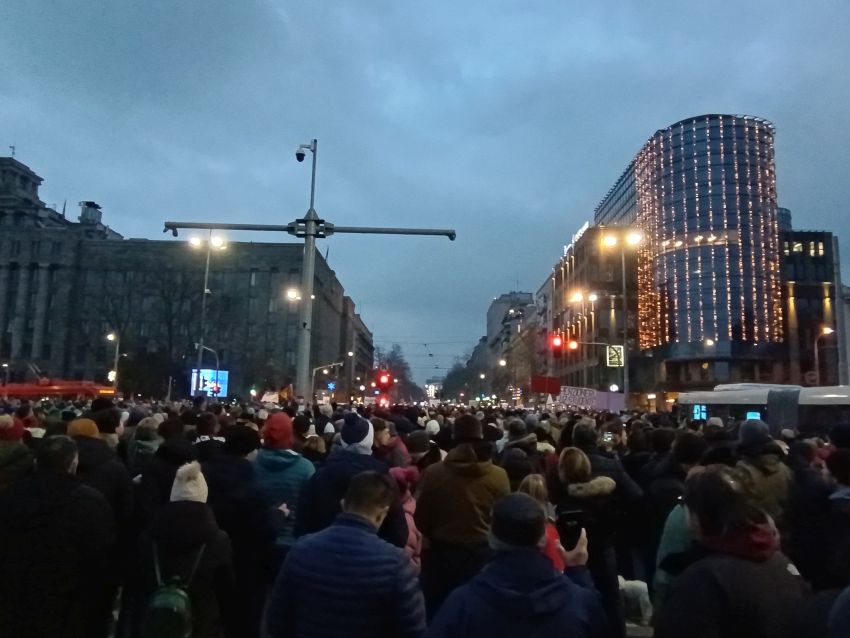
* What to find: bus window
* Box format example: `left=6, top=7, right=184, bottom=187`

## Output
left=693, top=405, right=707, bottom=420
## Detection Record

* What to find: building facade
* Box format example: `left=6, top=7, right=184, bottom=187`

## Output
left=0, top=157, right=373, bottom=398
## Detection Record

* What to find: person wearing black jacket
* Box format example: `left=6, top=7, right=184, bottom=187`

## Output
left=135, top=418, right=196, bottom=527
left=0, top=436, right=117, bottom=638
left=295, top=413, right=408, bottom=548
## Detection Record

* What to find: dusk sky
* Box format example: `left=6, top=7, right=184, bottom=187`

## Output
left=2, top=1, right=849, bottom=382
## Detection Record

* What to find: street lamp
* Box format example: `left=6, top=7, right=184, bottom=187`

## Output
left=601, top=228, right=643, bottom=403
left=499, top=359, right=507, bottom=367
left=189, top=231, right=227, bottom=395
left=705, top=338, right=716, bottom=347
left=106, top=332, right=120, bottom=390
left=1, top=363, right=9, bottom=389
left=814, top=326, right=835, bottom=385
left=285, top=288, right=300, bottom=301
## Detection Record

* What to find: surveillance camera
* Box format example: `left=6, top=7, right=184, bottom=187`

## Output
left=171, top=228, right=179, bottom=237
left=295, top=149, right=306, bottom=162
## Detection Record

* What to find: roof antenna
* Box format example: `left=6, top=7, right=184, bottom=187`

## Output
left=8, top=144, right=15, bottom=157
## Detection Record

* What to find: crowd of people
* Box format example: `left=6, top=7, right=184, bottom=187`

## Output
left=1, top=394, right=850, bottom=637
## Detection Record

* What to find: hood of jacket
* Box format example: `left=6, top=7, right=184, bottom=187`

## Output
left=155, top=438, right=196, bottom=466
left=743, top=452, right=786, bottom=476
left=444, top=443, right=495, bottom=478
left=256, top=447, right=305, bottom=471
left=322, top=448, right=388, bottom=490
left=73, top=435, right=115, bottom=473
left=472, top=549, right=573, bottom=618
left=566, top=476, right=617, bottom=499
left=150, top=500, right=221, bottom=549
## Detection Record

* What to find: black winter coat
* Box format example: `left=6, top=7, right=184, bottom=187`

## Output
left=135, top=438, right=196, bottom=526
left=294, top=448, right=408, bottom=547
left=203, top=454, right=276, bottom=638
left=0, top=471, right=117, bottom=638
left=73, top=435, right=135, bottom=525
left=129, top=501, right=236, bottom=638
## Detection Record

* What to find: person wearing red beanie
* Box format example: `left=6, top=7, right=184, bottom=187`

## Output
left=262, top=413, right=295, bottom=450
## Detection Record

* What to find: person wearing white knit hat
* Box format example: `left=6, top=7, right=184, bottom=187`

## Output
left=170, top=461, right=209, bottom=503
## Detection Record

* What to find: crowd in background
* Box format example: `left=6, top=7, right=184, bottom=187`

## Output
left=1, top=394, right=850, bottom=637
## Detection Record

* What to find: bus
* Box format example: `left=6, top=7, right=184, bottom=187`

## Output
left=677, top=384, right=850, bottom=436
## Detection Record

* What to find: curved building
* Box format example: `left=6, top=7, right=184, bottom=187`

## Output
left=595, top=114, right=785, bottom=383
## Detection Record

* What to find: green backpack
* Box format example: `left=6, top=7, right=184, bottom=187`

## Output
left=141, top=543, right=206, bottom=638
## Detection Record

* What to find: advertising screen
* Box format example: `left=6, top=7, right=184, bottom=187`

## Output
left=191, top=369, right=229, bottom=397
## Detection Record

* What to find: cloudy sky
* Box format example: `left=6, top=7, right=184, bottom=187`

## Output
left=2, top=1, right=849, bottom=382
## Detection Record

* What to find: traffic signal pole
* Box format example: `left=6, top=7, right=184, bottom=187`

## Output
left=165, top=208, right=455, bottom=403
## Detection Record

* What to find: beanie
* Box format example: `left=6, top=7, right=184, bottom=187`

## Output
left=490, top=493, right=546, bottom=549
left=262, top=413, right=294, bottom=449
left=706, top=416, right=725, bottom=428
left=406, top=430, right=432, bottom=455
left=341, top=413, right=374, bottom=454
left=170, top=462, right=208, bottom=503
left=453, top=414, right=483, bottom=442
left=0, top=414, right=24, bottom=442
left=323, top=422, right=336, bottom=435
left=739, top=419, right=771, bottom=446
left=67, top=418, right=100, bottom=439
left=425, top=419, right=440, bottom=437
left=223, top=425, right=261, bottom=456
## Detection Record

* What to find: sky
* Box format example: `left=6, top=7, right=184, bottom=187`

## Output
left=2, top=1, right=850, bottom=383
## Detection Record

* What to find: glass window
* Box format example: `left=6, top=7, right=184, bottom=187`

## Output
left=809, top=242, right=816, bottom=257
left=792, top=242, right=803, bottom=253
left=818, top=241, right=825, bottom=256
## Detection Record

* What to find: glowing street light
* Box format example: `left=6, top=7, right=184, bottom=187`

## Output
left=814, top=326, right=836, bottom=385
left=285, top=288, right=300, bottom=301
left=705, top=338, right=716, bottom=347
left=499, top=359, right=507, bottom=367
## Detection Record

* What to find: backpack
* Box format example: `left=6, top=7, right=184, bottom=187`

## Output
left=141, top=542, right=206, bottom=638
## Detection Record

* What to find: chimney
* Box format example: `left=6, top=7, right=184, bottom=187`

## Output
left=78, top=201, right=102, bottom=225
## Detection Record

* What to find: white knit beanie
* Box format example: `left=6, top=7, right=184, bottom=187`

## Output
left=425, top=420, right=440, bottom=436
left=170, top=461, right=209, bottom=503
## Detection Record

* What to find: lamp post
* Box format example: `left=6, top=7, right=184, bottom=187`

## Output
left=1, top=363, right=9, bottom=399
left=814, top=326, right=835, bottom=386
left=601, top=229, right=642, bottom=402
left=106, top=332, right=120, bottom=390
left=189, top=231, right=227, bottom=395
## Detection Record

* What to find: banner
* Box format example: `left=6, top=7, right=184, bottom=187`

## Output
left=557, top=385, right=597, bottom=408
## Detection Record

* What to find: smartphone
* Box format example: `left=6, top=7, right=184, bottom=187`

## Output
left=556, top=509, right=584, bottom=551
left=602, top=431, right=615, bottom=445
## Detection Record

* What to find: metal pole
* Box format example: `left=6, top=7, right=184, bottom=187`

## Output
left=621, top=249, right=629, bottom=402
left=814, top=334, right=821, bottom=386
left=195, top=229, right=212, bottom=395
left=112, top=335, right=120, bottom=391
left=296, top=141, right=319, bottom=403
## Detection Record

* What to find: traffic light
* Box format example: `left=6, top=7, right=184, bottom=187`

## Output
left=375, top=370, right=394, bottom=393
left=550, top=334, right=564, bottom=358
left=568, top=340, right=579, bottom=351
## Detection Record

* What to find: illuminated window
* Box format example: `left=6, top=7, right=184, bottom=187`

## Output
left=818, top=241, right=825, bottom=256
left=792, top=242, right=803, bottom=253
left=809, top=242, right=816, bottom=257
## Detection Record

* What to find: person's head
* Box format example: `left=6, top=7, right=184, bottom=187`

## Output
left=0, top=414, right=25, bottom=442
left=340, top=413, right=375, bottom=455
left=67, top=418, right=99, bottom=439
left=371, top=417, right=393, bottom=448
left=827, top=449, right=850, bottom=487
left=170, top=461, right=209, bottom=503
left=558, top=446, right=592, bottom=485
left=507, top=418, right=527, bottom=439
left=406, top=430, right=432, bottom=460
left=292, top=414, right=312, bottom=440
left=453, top=414, right=483, bottom=443
left=196, top=412, right=219, bottom=437
left=602, top=422, right=626, bottom=447
left=650, top=427, right=677, bottom=455
left=341, top=471, right=396, bottom=528
left=36, top=436, right=78, bottom=474
left=517, top=473, right=549, bottom=506
left=500, top=448, right=533, bottom=491
left=489, top=493, right=546, bottom=552
left=319, top=403, right=334, bottom=418
left=262, top=413, right=294, bottom=450
left=739, top=419, right=772, bottom=447
left=683, top=465, right=769, bottom=540
left=223, top=425, right=261, bottom=459
left=571, top=422, right=598, bottom=451
left=94, top=407, right=123, bottom=437
left=673, top=431, right=709, bottom=468
left=389, top=465, right=420, bottom=496
left=158, top=417, right=186, bottom=441
left=192, top=395, right=207, bottom=412
left=627, top=427, right=650, bottom=454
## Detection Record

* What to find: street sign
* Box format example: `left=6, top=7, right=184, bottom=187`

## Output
left=606, top=345, right=624, bottom=367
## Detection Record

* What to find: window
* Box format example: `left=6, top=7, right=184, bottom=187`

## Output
left=792, top=242, right=803, bottom=253
left=818, top=241, right=825, bottom=257
left=809, top=242, right=816, bottom=257
left=249, top=270, right=257, bottom=287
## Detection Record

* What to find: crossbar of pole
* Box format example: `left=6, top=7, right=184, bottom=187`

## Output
left=165, top=221, right=291, bottom=233
left=332, top=226, right=456, bottom=240
left=164, top=221, right=456, bottom=241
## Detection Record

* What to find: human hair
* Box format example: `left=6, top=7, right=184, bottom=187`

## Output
left=571, top=422, right=598, bottom=451
left=370, top=417, right=390, bottom=434
left=684, top=465, right=767, bottom=538
left=650, top=427, right=677, bottom=455
left=196, top=412, right=218, bottom=437
left=94, top=407, right=122, bottom=434
left=673, top=431, right=709, bottom=466
left=558, top=447, right=592, bottom=485
left=343, top=471, right=396, bottom=514
left=210, top=404, right=224, bottom=416
left=602, top=421, right=624, bottom=438
left=158, top=417, right=186, bottom=441
left=36, top=436, right=78, bottom=473
left=518, top=473, right=549, bottom=506
left=627, top=427, right=650, bottom=454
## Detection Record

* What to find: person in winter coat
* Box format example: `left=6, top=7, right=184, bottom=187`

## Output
left=823, top=449, right=850, bottom=588
left=518, top=473, right=566, bottom=572
left=735, top=419, right=794, bottom=527
left=415, top=414, right=511, bottom=616
left=0, top=413, right=33, bottom=491
left=203, top=425, right=276, bottom=638
left=130, top=461, right=236, bottom=638
left=193, top=412, right=225, bottom=462
left=265, top=471, right=427, bottom=638
left=0, top=436, right=117, bottom=638
left=372, top=417, right=412, bottom=468
left=126, top=417, right=162, bottom=479
left=390, top=465, right=423, bottom=572
left=548, top=446, right=624, bottom=638
left=295, top=413, right=409, bottom=548
left=68, top=417, right=135, bottom=529
left=654, top=465, right=810, bottom=638
left=428, top=493, right=607, bottom=638
left=253, top=412, right=315, bottom=569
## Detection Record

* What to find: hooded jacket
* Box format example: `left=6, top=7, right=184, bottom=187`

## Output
left=736, top=442, right=793, bottom=525
left=428, top=549, right=607, bottom=638
left=135, top=438, right=196, bottom=526
left=73, top=435, right=134, bottom=525
left=415, top=442, right=510, bottom=545
left=253, top=447, right=315, bottom=548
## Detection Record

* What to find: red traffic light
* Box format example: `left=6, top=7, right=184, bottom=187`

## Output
left=379, top=374, right=390, bottom=385
left=551, top=335, right=563, bottom=348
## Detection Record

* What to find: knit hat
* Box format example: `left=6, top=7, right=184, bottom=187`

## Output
left=706, top=416, right=725, bottom=428
left=170, top=461, right=208, bottom=503
left=341, top=413, right=374, bottom=454
left=67, top=418, right=99, bottom=439
left=425, top=419, right=440, bottom=436
left=305, top=424, right=318, bottom=438
left=453, top=414, right=483, bottom=442
left=262, top=413, right=294, bottom=449
left=406, top=430, right=432, bottom=455
left=323, top=422, right=336, bottom=435
left=0, top=415, right=24, bottom=442
left=739, top=419, right=771, bottom=446
left=257, top=409, right=269, bottom=422
left=490, top=493, right=546, bottom=548
left=223, top=425, right=261, bottom=456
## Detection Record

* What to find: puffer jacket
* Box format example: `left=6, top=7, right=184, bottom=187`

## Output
left=400, top=491, right=423, bottom=573
left=253, top=448, right=315, bottom=548
left=415, top=442, right=510, bottom=545
left=737, top=448, right=793, bottom=525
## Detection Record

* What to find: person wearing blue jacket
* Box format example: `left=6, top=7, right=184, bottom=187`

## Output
left=253, top=412, right=315, bottom=570
left=428, top=492, right=608, bottom=638
left=264, top=471, right=427, bottom=638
